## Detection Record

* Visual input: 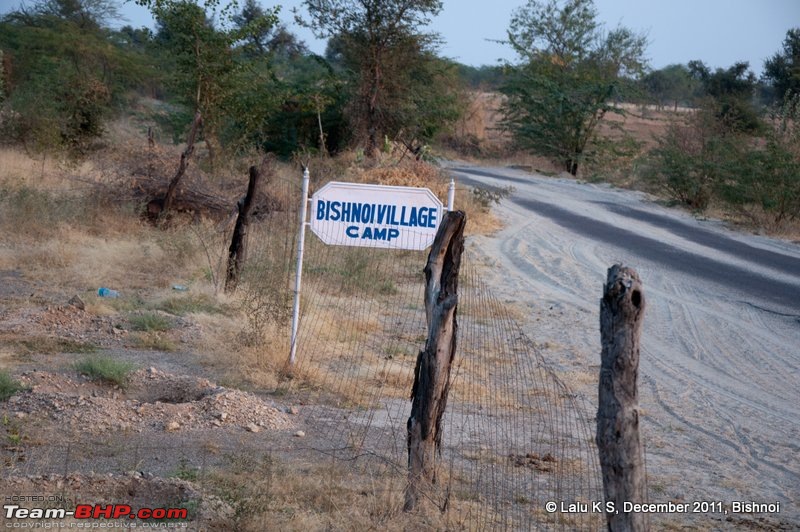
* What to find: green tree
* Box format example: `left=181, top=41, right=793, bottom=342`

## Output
left=24, top=0, right=121, bottom=30
left=642, top=64, right=695, bottom=111
left=643, top=110, right=743, bottom=210
left=233, top=0, right=306, bottom=59
left=763, top=28, right=800, bottom=103
left=302, top=0, right=452, bottom=156
left=0, top=0, right=148, bottom=153
left=456, top=64, right=507, bottom=90
left=500, top=0, right=647, bottom=176
left=719, top=94, right=800, bottom=225
left=225, top=1, right=344, bottom=156
left=224, top=50, right=346, bottom=156
left=137, top=0, right=278, bottom=159
left=687, top=60, right=759, bottom=133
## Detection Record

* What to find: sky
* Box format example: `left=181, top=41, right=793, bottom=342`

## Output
left=3, top=0, right=798, bottom=75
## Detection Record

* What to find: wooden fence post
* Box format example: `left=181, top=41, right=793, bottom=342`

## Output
left=597, top=264, right=649, bottom=532
left=405, top=210, right=466, bottom=512
left=162, top=111, right=202, bottom=216
left=225, top=157, right=272, bottom=293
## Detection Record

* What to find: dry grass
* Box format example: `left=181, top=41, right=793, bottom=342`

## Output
left=454, top=92, right=508, bottom=145
left=0, top=135, right=555, bottom=529
left=353, top=162, right=449, bottom=198
left=201, top=451, right=500, bottom=531
left=0, top=142, right=537, bottom=410
left=0, top=148, right=200, bottom=291
left=0, top=147, right=70, bottom=185
left=703, top=201, right=800, bottom=243
left=274, top=264, right=560, bottom=413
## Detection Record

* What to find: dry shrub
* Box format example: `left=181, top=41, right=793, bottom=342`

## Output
left=354, top=161, right=449, bottom=200
left=452, top=186, right=503, bottom=236
left=0, top=147, right=64, bottom=183
left=451, top=92, right=509, bottom=144
left=354, top=159, right=502, bottom=235
left=0, top=147, right=227, bottom=292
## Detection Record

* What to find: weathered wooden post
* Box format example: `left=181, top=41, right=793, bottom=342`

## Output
left=405, top=210, right=466, bottom=512
left=163, top=111, right=202, bottom=215
left=597, top=264, right=649, bottom=532
left=225, top=157, right=273, bottom=293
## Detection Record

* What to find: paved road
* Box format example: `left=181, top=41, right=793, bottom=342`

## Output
left=453, top=165, right=800, bottom=314
left=448, top=163, right=800, bottom=525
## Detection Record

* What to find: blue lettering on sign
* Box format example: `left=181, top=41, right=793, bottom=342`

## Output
left=344, top=225, right=403, bottom=241
left=317, top=200, right=439, bottom=228
left=377, top=205, right=389, bottom=224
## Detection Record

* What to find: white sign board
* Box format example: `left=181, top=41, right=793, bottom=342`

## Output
left=310, top=182, right=443, bottom=250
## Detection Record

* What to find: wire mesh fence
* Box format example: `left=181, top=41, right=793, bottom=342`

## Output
left=285, top=226, right=604, bottom=530
left=1, top=170, right=604, bottom=530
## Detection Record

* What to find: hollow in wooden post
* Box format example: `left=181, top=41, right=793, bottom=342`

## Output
left=597, top=264, right=649, bottom=532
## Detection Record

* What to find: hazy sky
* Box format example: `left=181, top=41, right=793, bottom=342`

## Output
left=5, top=0, right=798, bottom=75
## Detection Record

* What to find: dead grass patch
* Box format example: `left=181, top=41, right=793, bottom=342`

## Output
left=202, top=450, right=498, bottom=531
left=2, top=335, right=99, bottom=356
left=0, top=140, right=568, bottom=529
left=132, top=332, right=178, bottom=352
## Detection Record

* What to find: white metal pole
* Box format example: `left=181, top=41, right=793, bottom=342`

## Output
left=447, top=176, right=455, bottom=211
left=289, top=166, right=310, bottom=365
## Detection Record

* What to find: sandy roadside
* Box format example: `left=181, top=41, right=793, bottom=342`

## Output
left=452, top=163, right=800, bottom=529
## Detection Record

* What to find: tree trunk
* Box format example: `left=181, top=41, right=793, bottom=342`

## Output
left=405, top=210, right=466, bottom=512
left=365, top=57, right=382, bottom=157
left=316, top=103, right=327, bottom=156
left=597, top=264, right=649, bottom=532
left=205, top=137, right=216, bottom=173
left=163, top=111, right=202, bottom=216
left=566, top=158, right=579, bottom=176
left=225, top=157, right=273, bottom=293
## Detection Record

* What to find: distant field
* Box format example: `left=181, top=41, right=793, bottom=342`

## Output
left=457, top=91, right=687, bottom=152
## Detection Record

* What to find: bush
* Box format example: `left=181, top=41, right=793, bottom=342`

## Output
left=642, top=95, right=800, bottom=227
left=583, top=134, right=644, bottom=184
left=74, top=356, right=135, bottom=387
left=471, top=185, right=513, bottom=212
left=641, top=111, right=744, bottom=210
left=718, top=94, right=800, bottom=225
left=0, top=372, right=25, bottom=401
left=128, top=312, right=173, bottom=332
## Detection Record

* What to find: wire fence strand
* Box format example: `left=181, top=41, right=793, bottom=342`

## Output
left=1, top=174, right=604, bottom=530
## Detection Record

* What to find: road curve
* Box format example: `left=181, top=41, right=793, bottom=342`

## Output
left=449, top=163, right=800, bottom=527
left=453, top=166, right=800, bottom=314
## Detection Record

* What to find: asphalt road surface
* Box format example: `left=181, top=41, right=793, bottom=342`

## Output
left=453, top=166, right=800, bottom=313
left=448, top=163, right=800, bottom=528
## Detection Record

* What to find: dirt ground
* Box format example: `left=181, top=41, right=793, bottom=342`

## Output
left=0, top=271, right=307, bottom=528
left=1, top=141, right=797, bottom=530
